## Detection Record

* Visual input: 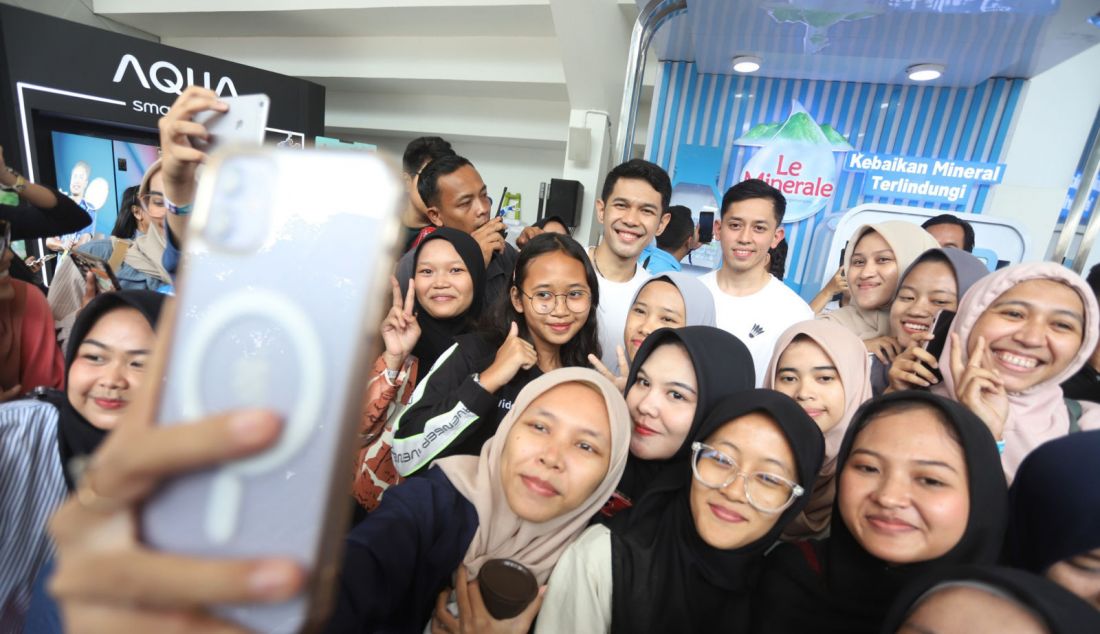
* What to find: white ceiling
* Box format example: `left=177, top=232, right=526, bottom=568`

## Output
left=649, top=0, right=1100, bottom=87
left=89, top=0, right=655, bottom=151
left=28, top=0, right=1097, bottom=156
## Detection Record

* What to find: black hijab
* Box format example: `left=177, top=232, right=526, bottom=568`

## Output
left=880, top=565, right=1100, bottom=634
left=1005, top=430, right=1100, bottom=576
left=614, top=326, right=755, bottom=503
left=409, top=228, right=486, bottom=370
left=48, top=290, right=165, bottom=490
left=752, top=391, right=1009, bottom=634
left=609, top=389, right=824, bottom=634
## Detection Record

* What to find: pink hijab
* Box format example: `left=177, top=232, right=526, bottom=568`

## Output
left=436, top=368, right=631, bottom=583
left=764, top=320, right=873, bottom=537
left=932, top=262, right=1100, bottom=480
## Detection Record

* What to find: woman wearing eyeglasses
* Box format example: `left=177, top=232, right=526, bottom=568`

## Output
left=390, top=232, right=601, bottom=478
left=750, top=391, right=1008, bottom=634
left=535, top=390, right=824, bottom=634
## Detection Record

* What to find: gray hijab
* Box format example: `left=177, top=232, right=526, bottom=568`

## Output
left=897, top=247, right=989, bottom=303
left=628, top=272, right=717, bottom=328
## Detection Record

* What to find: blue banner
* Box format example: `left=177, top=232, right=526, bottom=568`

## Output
left=846, top=152, right=1005, bottom=204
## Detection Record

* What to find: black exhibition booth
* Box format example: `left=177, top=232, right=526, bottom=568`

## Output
left=0, top=5, right=325, bottom=261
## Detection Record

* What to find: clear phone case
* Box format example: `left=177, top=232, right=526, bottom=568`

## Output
left=142, top=147, right=401, bottom=633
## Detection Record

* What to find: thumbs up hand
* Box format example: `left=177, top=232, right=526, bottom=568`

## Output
left=478, top=322, right=538, bottom=393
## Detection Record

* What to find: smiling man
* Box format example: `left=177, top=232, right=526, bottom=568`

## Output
left=699, top=179, right=813, bottom=386
left=588, top=160, right=672, bottom=373
left=395, top=154, right=517, bottom=301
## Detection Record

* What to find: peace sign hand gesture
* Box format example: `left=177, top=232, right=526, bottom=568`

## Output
left=381, top=277, right=421, bottom=371
left=950, top=333, right=1009, bottom=440
left=588, top=345, right=629, bottom=393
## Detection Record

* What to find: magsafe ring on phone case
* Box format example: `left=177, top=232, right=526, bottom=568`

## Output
left=177, top=288, right=325, bottom=543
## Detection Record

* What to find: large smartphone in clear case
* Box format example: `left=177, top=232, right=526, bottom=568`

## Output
left=142, top=147, right=401, bottom=633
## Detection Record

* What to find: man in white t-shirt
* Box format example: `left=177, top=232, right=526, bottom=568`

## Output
left=587, top=159, right=671, bottom=374
left=700, top=179, right=813, bottom=387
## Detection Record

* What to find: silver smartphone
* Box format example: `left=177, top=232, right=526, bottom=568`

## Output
left=192, top=94, right=270, bottom=153
left=141, top=147, right=402, bottom=633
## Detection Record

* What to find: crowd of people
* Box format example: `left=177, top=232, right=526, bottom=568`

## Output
left=1, top=85, right=1099, bottom=634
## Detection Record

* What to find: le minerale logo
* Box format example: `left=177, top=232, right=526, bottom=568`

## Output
left=734, top=101, right=854, bottom=223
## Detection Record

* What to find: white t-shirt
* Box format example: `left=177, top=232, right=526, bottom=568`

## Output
left=589, top=248, right=650, bottom=374
left=699, top=271, right=814, bottom=387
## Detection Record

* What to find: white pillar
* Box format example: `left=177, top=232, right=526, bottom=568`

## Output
left=563, top=109, right=612, bottom=248
left=984, top=45, right=1100, bottom=254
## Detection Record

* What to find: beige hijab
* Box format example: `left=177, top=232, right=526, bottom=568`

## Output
left=819, top=221, right=939, bottom=339
left=436, top=368, right=631, bottom=583
left=123, top=159, right=172, bottom=284
left=764, top=320, right=873, bottom=538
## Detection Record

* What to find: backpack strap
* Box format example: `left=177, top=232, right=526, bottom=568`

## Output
left=1065, top=397, right=1083, bottom=434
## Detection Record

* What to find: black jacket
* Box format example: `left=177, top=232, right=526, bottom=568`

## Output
left=391, top=332, right=541, bottom=476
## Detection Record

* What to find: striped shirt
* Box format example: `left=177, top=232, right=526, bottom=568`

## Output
left=0, top=400, right=66, bottom=634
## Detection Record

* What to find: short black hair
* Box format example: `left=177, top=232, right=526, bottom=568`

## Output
left=720, top=179, right=786, bottom=225
left=417, top=154, right=474, bottom=208
left=111, top=185, right=141, bottom=239
left=402, top=136, right=455, bottom=176
left=656, top=205, right=693, bottom=250
left=535, top=215, right=571, bottom=233
left=1086, top=263, right=1100, bottom=301
left=921, top=214, right=975, bottom=252
left=768, top=238, right=788, bottom=280
left=600, top=159, right=672, bottom=211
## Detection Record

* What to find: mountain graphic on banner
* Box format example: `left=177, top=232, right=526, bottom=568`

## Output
left=734, top=100, right=854, bottom=223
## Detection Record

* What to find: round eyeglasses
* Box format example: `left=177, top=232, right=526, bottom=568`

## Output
left=690, top=441, right=803, bottom=514
left=518, top=289, right=591, bottom=315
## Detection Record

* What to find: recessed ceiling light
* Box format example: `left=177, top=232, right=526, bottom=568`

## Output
left=907, top=63, right=944, bottom=81
left=732, top=55, right=762, bottom=74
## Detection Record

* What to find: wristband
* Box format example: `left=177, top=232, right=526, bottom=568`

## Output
left=164, top=196, right=193, bottom=216
left=382, top=367, right=400, bottom=387
left=996, top=439, right=1006, bottom=454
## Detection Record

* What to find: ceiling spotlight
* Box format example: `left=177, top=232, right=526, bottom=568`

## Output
left=907, top=63, right=945, bottom=81
left=732, top=55, right=762, bottom=74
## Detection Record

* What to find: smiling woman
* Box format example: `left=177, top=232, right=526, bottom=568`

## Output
left=326, top=368, right=630, bottom=634
left=819, top=221, right=939, bottom=341
left=536, top=389, right=823, bottom=634
left=930, top=262, right=1100, bottom=480
left=764, top=320, right=874, bottom=539
left=0, top=290, right=164, bottom=633
left=750, top=391, right=1007, bottom=634
left=390, top=232, right=601, bottom=478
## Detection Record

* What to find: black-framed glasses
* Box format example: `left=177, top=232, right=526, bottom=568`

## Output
left=0, top=220, right=10, bottom=254
left=690, top=441, right=803, bottom=514
left=518, top=289, right=591, bottom=314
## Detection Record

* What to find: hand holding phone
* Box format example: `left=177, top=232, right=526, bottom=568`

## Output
left=886, top=310, right=954, bottom=390
left=47, top=406, right=306, bottom=633
left=70, top=250, right=121, bottom=293
left=191, top=94, right=270, bottom=154
left=158, top=86, right=228, bottom=208
left=141, top=147, right=402, bottom=633
left=697, top=210, right=715, bottom=244
left=472, top=217, right=507, bottom=266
